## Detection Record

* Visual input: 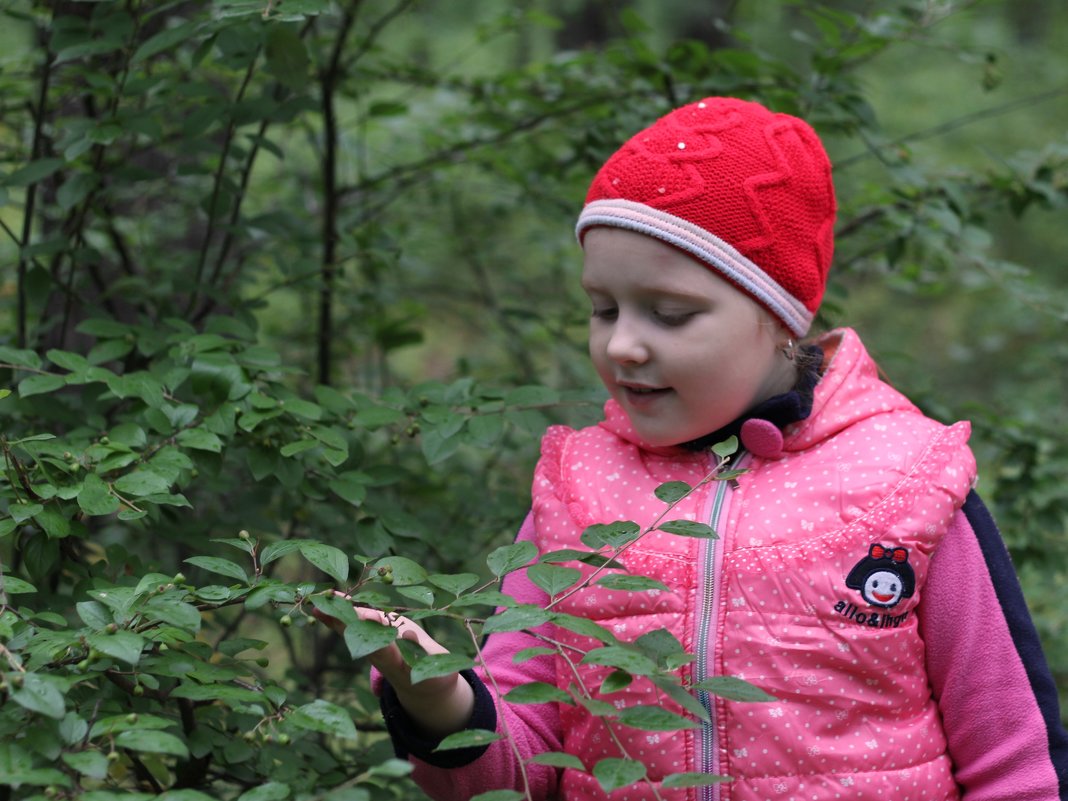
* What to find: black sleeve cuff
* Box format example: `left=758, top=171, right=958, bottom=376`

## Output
left=379, top=669, right=499, bottom=768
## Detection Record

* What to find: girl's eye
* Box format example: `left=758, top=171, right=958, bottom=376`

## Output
left=654, top=311, right=695, bottom=327
left=591, top=307, right=618, bottom=321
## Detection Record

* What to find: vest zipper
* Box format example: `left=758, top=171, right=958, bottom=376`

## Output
left=695, top=462, right=734, bottom=801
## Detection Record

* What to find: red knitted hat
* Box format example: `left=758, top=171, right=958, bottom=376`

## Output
left=576, top=97, right=836, bottom=337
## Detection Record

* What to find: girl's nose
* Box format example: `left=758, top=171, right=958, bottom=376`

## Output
left=605, top=320, right=648, bottom=364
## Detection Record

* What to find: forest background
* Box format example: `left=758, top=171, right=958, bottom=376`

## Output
left=1, top=0, right=1066, bottom=799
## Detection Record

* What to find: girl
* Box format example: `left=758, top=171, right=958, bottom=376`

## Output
left=320, top=97, right=1068, bottom=800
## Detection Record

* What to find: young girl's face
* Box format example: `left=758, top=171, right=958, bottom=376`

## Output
left=582, top=228, right=796, bottom=447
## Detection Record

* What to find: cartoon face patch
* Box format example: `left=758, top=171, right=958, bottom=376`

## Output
left=845, top=544, right=915, bottom=609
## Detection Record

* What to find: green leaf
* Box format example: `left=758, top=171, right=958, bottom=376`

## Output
left=280, top=439, right=318, bottom=457
left=10, top=502, right=43, bottom=523
left=662, top=772, right=731, bottom=788
left=47, top=349, right=90, bottom=371
left=88, top=338, right=134, bottom=365
left=170, top=684, right=263, bottom=705
left=409, top=653, right=473, bottom=684
left=18, top=373, right=66, bottom=397
left=352, top=405, right=404, bottom=428
left=486, top=540, right=537, bottom=577
left=1, top=576, right=37, bottom=594
left=482, top=605, right=551, bottom=634
left=528, top=752, right=585, bottom=772
left=693, top=675, right=776, bottom=702
left=579, top=521, right=641, bottom=550
left=115, top=730, right=189, bottom=758
left=594, top=574, right=670, bottom=592
left=503, top=385, right=559, bottom=406
left=2, top=158, right=64, bottom=187
left=236, top=782, right=291, bottom=801
left=466, top=413, right=504, bottom=446
left=309, top=593, right=359, bottom=626
left=512, top=646, right=556, bottom=664
left=265, top=24, right=309, bottom=89
left=328, top=472, right=368, bottom=506
left=420, top=426, right=463, bottom=465
left=157, top=793, right=220, bottom=801
left=76, top=601, right=113, bottom=630
left=434, top=728, right=501, bottom=752
left=371, top=555, right=426, bottom=587
left=62, top=750, right=110, bottom=779
left=56, top=171, right=97, bottom=210
left=657, top=520, right=717, bottom=538
left=0, top=346, right=41, bottom=369
left=616, top=705, right=698, bottom=731
left=86, top=630, right=145, bottom=666
left=10, top=673, right=66, bottom=719
left=113, top=469, right=171, bottom=497
left=592, top=757, right=646, bottom=793
left=141, top=598, right=202, bottom=634
left=260, top=540, right=304, bottom=565
left=34, top=505, right=72, bottom=539
left=600, top=669, right=633, bottom=694
left=110, top=423, right=148, bottom=448
left=300, top=542, right=349, bottom=583
left=396, top=585, right=434, bottom=606
left=526, top=563, right=582, bottom=597
left=582, top=646, right=657, bottom=676
left=77, top=473, right=119, bottom=516
left=504, top=682, right=572, bottom=705
left=89, top=713, right=175, bottom=738
left=131, top=21, right=199, bottom=64
left=710, top=435, right=739, bottom=458
left=281, top=398, right=321, bottom=420
left=427, top=572, right=479, bottom=596
left=341, top=619, right=396, bottom=659
left=654, top=481, right=692, bottom=503
left=551, top=613, right=618, bottom=644
left=0, top=345, right=42, bottom=369
left=184, top=556, right=248, bottom=584
left=176, top=428, right=223, bottom=452
left=288, top=699, right=357, bottom=739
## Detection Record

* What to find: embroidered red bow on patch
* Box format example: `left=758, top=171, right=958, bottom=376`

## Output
left=870, top=544, right=908, bottom=563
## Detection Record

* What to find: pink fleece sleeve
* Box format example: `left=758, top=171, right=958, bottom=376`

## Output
left=407, top=513, right=562, bottom=801
left=921, top=497, right=1067, bottom=800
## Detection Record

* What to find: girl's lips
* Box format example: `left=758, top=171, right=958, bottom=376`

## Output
left=619, top=384, right=672, bottom=409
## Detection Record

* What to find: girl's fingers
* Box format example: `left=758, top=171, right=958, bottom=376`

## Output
left=318, top=592, right=450, bottom=658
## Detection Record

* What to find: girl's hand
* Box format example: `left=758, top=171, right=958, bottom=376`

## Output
left=313, top=592, right=475, bottom=736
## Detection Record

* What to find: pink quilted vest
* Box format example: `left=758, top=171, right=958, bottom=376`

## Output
left=530, top=329, right=976, bottom=801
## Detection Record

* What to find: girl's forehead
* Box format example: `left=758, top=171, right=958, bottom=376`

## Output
left=580, top=228, right=771, bottom=316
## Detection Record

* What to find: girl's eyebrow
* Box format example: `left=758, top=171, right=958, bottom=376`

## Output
left=581, top=280, right=709, bottom=303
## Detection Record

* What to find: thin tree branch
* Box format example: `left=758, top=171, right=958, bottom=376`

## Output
left=837, top=86, right=1068, bottom=169
left=17, top=38, right=54, bottom=350
left=185, top=49, right=261, bottom=317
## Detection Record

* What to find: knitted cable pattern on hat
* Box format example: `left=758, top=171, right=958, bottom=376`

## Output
left=576, top=97, right=837, bottom=337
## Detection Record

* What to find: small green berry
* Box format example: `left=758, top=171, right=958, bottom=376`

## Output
left=280, top=614, right=292, bottom=627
